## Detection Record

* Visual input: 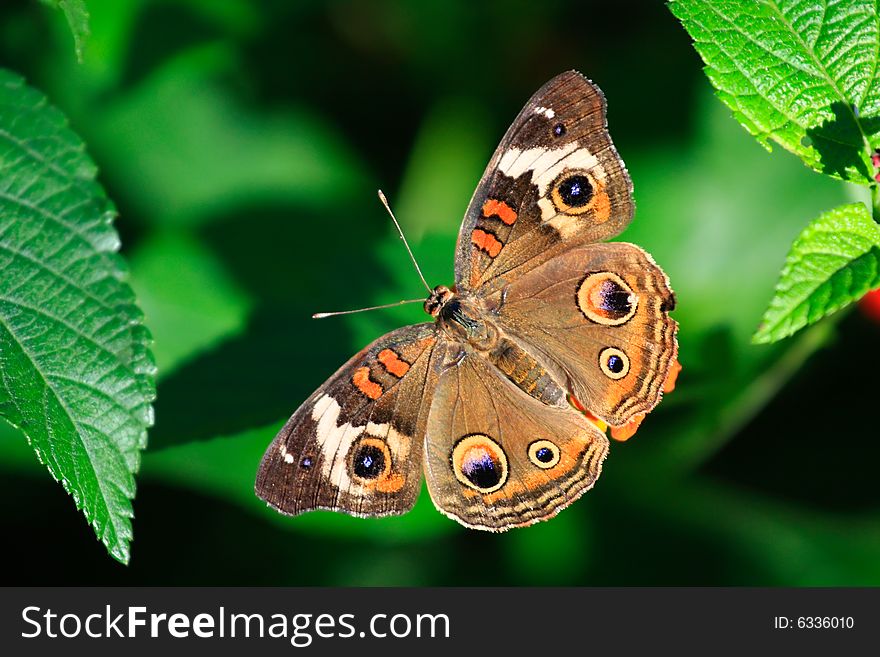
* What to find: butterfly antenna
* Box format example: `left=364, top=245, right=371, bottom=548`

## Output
left=312, top=191, right=431, bottom=319
left=378, top=189, right=432, bottom=294
left=312, top=298, right=424, bottom=319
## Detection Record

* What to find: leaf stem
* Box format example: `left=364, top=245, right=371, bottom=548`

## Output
left=873, top=185, right=880, bottom=224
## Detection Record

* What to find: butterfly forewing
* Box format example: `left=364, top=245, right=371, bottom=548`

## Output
left=255, top=324, right=439, bottom=518
left=455, top=71, right=634, bottom=294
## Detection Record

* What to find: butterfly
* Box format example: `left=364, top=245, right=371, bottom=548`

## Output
left=255, top=71, right=679, bottom=531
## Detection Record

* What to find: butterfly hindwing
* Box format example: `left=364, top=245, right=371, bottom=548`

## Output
left=255, top=324, right=439, bottom=518
left=455, top=70, right=634, bottom=294
left=424, top=347, right=609, bottom=530
left=488, top=242, right=678, bottom=427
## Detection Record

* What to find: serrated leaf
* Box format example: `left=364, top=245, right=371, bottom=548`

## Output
left=0, top=69, right=155, bottom=563
left=670, top=0, right=880, bottom=184
left=41, top=0, right=91, bottom=63
left=753, top=202, right=880, bottom=343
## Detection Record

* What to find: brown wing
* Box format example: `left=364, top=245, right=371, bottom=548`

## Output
left=489, top=242, right=678, bottom=427
left=423, top=346, right=609, bottom=531
left=255, top=324, right=440, bottom=518
left=455, top=70, right=633, bottom=294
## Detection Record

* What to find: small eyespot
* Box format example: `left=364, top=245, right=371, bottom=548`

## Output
left=300, top=457, right=313, bottom=470
left=576, top=272, right=638, bottom=326
left=451, top=434, right=509, bottom=493
left=550, top=171, right=595, bottom=215
left=553, top=123, right=566, bottom=137
left=599, top=347, right=630, bottom=380
left=528, top=440, right=561, bottom=469
left=349, top=436, right=392, bottom=481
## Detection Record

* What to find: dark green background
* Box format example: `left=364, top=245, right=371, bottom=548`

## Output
left=1, top=0, right=878, bottom=585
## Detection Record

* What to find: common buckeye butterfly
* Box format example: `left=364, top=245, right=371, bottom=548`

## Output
left=256, top=71, right=678, bottom=530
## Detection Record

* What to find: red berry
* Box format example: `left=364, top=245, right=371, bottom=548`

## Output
left=860, top=289, right=880, bottom=322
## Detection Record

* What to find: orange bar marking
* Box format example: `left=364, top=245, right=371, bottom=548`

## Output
left=482, top=199, right=518, bottom=225
left=378, top=349, right=410, bottom=377
left=471, top=229, right=502, bottom=257
left=352, top=367, right=382, bottom=400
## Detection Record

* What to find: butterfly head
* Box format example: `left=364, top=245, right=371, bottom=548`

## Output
left=423, top=285, right=455, bottom=317
left=430, top=289, right=500, bottom=352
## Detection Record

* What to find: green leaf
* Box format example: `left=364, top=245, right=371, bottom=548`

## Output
left=0, top=69, right=155, bottom=563
left=41, top=0, right=91, bottom=63
left=753, top=202, right=880, bottom=343
left=670, top=0, right=880, bottom=184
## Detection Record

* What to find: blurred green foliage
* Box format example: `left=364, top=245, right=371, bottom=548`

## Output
left=1, top=0, right=879, bottom=585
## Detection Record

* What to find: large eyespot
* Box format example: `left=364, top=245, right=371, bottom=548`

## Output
left=577, top=272, right=638, bottom=325
left=528, top=440, right=561, bottom=469
left=550, top=171, right=595, bottom=215
left=349, top=436, right=392, bottom=481
left=451, top=434, right=509, bottom=493
left=599, top=347, right=630, bottom=380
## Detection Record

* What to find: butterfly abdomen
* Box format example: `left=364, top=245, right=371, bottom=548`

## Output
left=435, top=296, right=565, bottom=408
left=488, top=338, right=566, bottom=407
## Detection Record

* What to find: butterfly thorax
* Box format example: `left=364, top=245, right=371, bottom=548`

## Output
left=426, top=285, right=499, bottom=351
